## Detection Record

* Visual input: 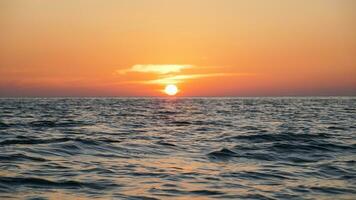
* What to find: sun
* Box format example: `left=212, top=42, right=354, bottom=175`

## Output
left=164, top=84, right=179, bottom=96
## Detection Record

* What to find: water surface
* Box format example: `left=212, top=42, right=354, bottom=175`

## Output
left=0, top=97, right=355, bottom=199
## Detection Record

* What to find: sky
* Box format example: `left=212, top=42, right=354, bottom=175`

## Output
left=0, top=0, right=355, bottom=97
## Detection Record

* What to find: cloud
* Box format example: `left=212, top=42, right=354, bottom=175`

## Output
left=116, top=64, right=254, bottom=85
left=118, top=64, right=193, bottom=75
left=144, top=73, right=253, bottom=85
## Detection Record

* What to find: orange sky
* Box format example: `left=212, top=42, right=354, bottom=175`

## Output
left=0, top=0, right=355, bottom=96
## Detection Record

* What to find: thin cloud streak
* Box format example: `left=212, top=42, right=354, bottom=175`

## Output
left=144, top=73, right=254, bottom=85
left=116, top=64, right=255, bottom=85
left=118, top=64, right=193, bottom=75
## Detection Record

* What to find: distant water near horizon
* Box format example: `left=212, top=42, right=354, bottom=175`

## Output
left=0, top=97, right=355, bottom=200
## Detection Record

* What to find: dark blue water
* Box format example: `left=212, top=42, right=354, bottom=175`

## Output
left=0, top=97, right=355, bottom=200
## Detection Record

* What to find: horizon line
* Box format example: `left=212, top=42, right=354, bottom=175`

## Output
left=0, top=95, right=355, bottom=99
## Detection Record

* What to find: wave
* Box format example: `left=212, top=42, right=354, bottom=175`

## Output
left=171, top=121, right=192, bottom=126
left=271, top=142, right=354, bottom=153
left=328, top=126, right=348, bottom=131
left=0, top=176, right=119, bottom=190
left=0, top=153, right=48, bottom=162
left=207, top=148, right=237, bottom=160
left=126, top=195, right=159, bottom=200
left=156, top=141, right=177, bottom=147
left=28, top=120, right=93, bottom=128
left=224, top=132, right=331, bottom=143
left=148, top=188, right=225, bottom=196
left=0, top=137, right=121, bottom=146
left=0, top=121, right=10, bottom=129
left=223, top=171, right=292, bottom=180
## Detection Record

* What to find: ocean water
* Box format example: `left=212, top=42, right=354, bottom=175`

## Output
left=0, top=97, right=355, bottom=200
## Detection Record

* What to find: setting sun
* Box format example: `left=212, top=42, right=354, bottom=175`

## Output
left=164, top=84, right=179, bottom=96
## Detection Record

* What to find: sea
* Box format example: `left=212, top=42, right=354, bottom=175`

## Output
left=0, top=97, right=355, bottom=200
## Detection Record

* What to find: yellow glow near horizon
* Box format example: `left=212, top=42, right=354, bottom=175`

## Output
left=164, top=84, right=179, bottom=96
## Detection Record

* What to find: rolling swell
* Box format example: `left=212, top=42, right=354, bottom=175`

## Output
left=223, top=132, right=331, bottom=143
left=0, top=177, right=118, bottom=190
left=0, top=97, right=355, bottom=199
left=0, top=137, right=121, bottom=146
left=0, top=153, right=48, bottom=162
left=28, top=120, right=93, bottom=128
